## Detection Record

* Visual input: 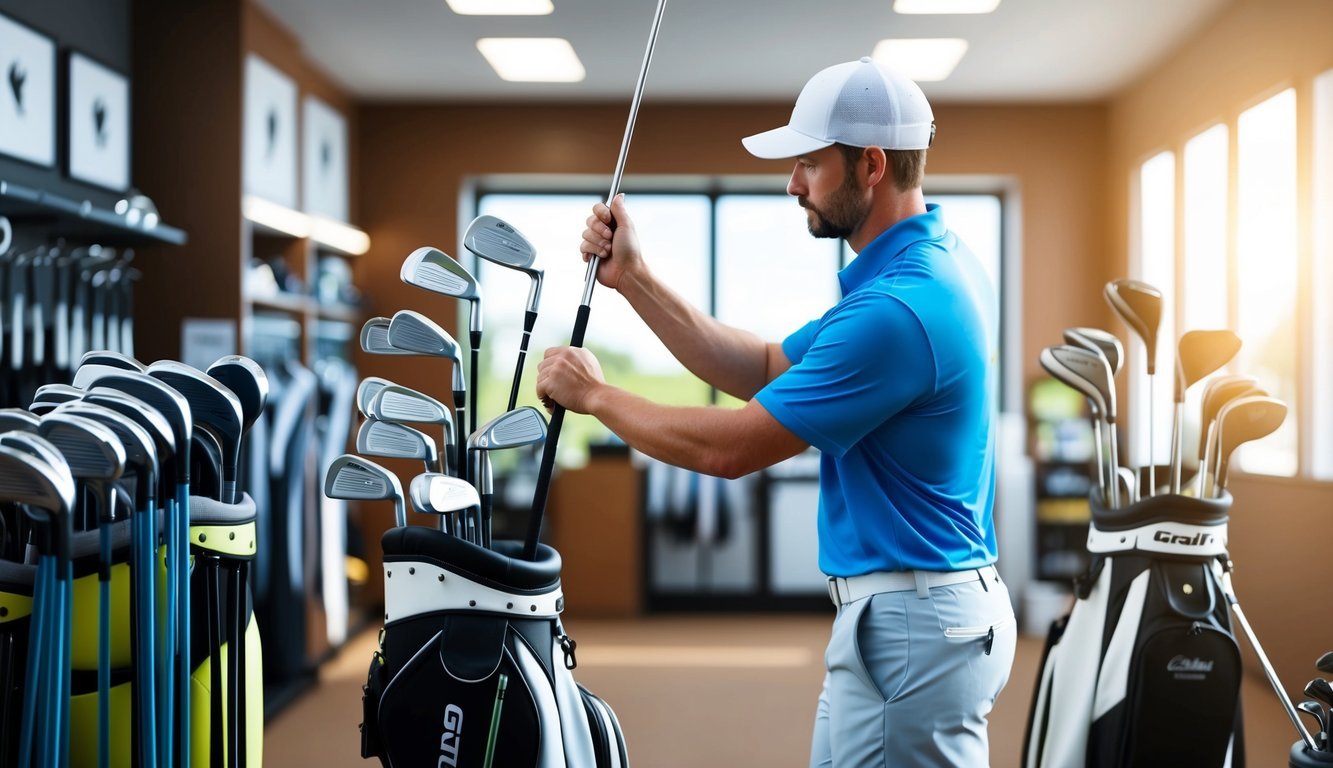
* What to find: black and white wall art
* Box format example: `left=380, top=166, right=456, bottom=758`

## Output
left=67, top=51, right=130, bottom=191
left=302, top=95, right=348, bottom=222
left=243, top=53, right=297, bottom=208
left=0, top=13, right=56, bottom=168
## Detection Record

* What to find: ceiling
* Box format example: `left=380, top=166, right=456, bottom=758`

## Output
left=253, top=0, right=1232, bottom=104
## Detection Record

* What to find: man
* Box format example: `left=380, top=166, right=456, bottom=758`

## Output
left=536, top=57, right=1015, bottom=767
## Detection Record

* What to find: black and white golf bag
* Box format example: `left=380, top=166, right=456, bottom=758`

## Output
left=1024, top=489, right=1244, bottom=768
left=360, top=527, right=629, bottom=767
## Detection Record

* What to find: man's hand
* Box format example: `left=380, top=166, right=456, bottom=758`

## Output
left=580, top=194, right=643, bottom=291
left=536, top=346, right=606, bottom=415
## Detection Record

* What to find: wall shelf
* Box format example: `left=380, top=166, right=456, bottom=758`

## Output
left=0, top=179, right=188, bottom=247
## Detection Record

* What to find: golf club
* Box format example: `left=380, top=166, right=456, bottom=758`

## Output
left=1104, top=279, right=1162, bottom=498
left=1039, top=345, right=1119, bottom=507
left=359, top=317, right=412, bottom=356
left=386, top=309, right=468, bottom=480
left=399, top=247, right=482, bottom=440
left=463, top=214, right=544, bottom=411
left=1320, top=653, right=1333, bottom=676
left=467, top=406, right=547, bottom=548
left=525, top=0, right=669, bottom=561
left=356, top=376, right=398, bottom=418
left=1296, top=700, right=1328, bottom=750
left=0, top=407, right=40, bottom=432
left=325, top=454, right=407, bottom=528
left=1194, top=376, right=1263, bottom=497
left=1210, top=395, right=1287, bottom=497
left=356, top=418, right=441, bottom=475
left=367, top=384, right=455, bottom=476
left=407, top=472, right=480, bottom=535
left=1168, top=330, right=1241, bottom=494
left=148, top=360, right=244, bottom=504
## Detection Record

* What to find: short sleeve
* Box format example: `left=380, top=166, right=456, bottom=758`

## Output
left=755, top=294, right=935, bottom=457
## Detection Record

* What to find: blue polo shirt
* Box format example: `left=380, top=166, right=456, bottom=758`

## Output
left=754, top=204, right=998, bottom=577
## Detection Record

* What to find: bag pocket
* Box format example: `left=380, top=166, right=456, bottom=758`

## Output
left=579, top=683, right=629, bottom=768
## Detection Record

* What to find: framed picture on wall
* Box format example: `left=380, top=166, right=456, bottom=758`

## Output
left=0, top=12, right=56, bottom=168
left=67, top=51, right=131, bottom=192
left=243, top=54, right=298, bottom=209
left=302, top=95, right=348, bottom=222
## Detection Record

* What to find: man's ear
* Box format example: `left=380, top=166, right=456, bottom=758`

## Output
left=863, top=146, right=887, bottom=188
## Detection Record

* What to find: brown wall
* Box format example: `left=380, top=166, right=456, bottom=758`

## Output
left=355, top=100, right=1109, bottom=411
left=1109, top=0, right=1333, bottom=688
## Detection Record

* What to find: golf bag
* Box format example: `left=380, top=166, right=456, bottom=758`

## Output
left=361, top=527, right=629, bottom=767
left=1024, top=487, right=1244, bottom=768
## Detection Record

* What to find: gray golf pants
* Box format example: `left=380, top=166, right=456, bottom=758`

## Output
left=810, top=566, right=1016, bottom=767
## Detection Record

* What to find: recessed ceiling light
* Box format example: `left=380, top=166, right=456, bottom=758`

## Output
left=446, top=0, right=553, bottom=15
left=893, top=0, right=1000, bottom=14
left=477, top=38, right=586, bottom=82
left=872, top=38, right=969, bottom=81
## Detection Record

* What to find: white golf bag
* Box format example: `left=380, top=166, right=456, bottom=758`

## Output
left=360, top=527, right=628, bottom=767
left=1024, top=488, right=1244, bottom=768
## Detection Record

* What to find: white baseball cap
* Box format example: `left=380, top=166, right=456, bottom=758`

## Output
left=742, top=57, right=935, bottom=159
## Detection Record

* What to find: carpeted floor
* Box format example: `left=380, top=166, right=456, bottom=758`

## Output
left=264, top=614, right=1300, bottom=767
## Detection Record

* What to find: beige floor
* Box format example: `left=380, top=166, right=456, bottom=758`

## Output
left=265, top=614, right=1301, bottom=767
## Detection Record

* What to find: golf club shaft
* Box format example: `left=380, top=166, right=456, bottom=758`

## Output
left=525, top=0, right=669, bottom=561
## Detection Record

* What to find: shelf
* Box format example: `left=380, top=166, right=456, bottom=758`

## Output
left=0, top=179, right=188, bottom=246
left=316, top=302, right=361, bottom=322
left=246, top=291, right=361, bottom=323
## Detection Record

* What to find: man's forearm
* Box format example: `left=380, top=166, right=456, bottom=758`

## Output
left=616, top=267, right=780, bottom=399
left=585, top=384, right=807, bottom=479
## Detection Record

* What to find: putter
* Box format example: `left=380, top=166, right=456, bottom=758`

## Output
left=386, top=310, right=468, bottom=480
left=467, top=406, right=547, bottom=548
left=464, top=214, right=545, bottom=411
left=1040, top=345, right=1120, bottom=507
left=1168, top=330, right=1241, bottom=494
left=1194, top=376, right=1263, bottom=497
left=367, top=384, right=456, bottom=477
left=360, top=317, right=413, bottom=356
left=356, top=418, right=442, bottom=474
left=399, top=247, right=482, bottom=444
left=1209, top=395, right=1287, bottom=497
left=408, top=473, right=481, bottom=535
left=1104, top=279, right=1162, bottom=499
left=325, top=454, right=407, bottom=528
left=525, top=0, right=669, bottom=560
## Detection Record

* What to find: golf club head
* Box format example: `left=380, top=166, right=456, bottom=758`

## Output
left=400, top=246, right=483, bottom=336
left=467, top=406, right=548, bottom=496
left=54, top=404, right=158, bottom=485
left=92, top=371, right=193, bottom=485
left=387, top=310, right=467, bottom=393
left=207, top=354, right=270, bottom=434
left=0, top=431, right=76, bottom=492
left=83, top=388, right=177, bottom=464
left=360, top=317, right=413, bottom=356
left=0, top=446, right=76, bottom=548
left=408, top=473, right=480, bottom=515
left=1175, top=329, right=1242, bottom=401
left=1197, top=376, right=1263, bottom=459
left=1296, top=700, right=1327, bottom=737
left=463, top=214, right=544, bottom=313
left=357, top=377, right=398, bottom=418
left=356, top=419, right=440, bottom=471
left=1063, top=327, right=1124, bottom=377
left=148, top=360, right=243, bottom=500
left=1040, top=345, right=1116, bottom=422
left=368, top=384, right=451, bottom=426
left=1304, top=678, right=1333, bottom=708
left=32, top=383, right=83, bottom=407
left=1318, top=652, right=1333, bottom=675
left=324, top=454, right=406, bottom=528
left=1104, top=279, right=1163, bottom=374
left=1214, top=395, right=1287, bottom=493
left=36, top=411, right=126, bottom=484
left=0, top=408, right=41, bottom=432
left=77, top=349, right=146, bottom=373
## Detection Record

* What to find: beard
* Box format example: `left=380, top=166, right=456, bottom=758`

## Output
left=799, top=172, right=869, bottom=240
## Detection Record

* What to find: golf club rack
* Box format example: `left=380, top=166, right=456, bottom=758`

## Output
left=1024, top=278, right=1321, bottom=767
left=328, top=214, right=629, bottom=768
left=0, top=350, right=267, bottom=767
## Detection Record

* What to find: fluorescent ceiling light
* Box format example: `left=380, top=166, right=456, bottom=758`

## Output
left=872, top=38, right=969, bottom=81
left=477, top=38, right=585, bottom=82
left=893, top=0, right=1000, bottom=14
left=446, top=0, right=552, bottom=15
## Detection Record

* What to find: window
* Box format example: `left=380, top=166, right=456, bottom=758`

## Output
left=1181, top=126, right=1229, bottom=467
left=1133, top=151, right=1176, bottom=475
left=473, top=184, right=1006, bottom=464
left=1314, top=72, right=1333, bottom=480
left=1235, top=89, right=1298, bottom=476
